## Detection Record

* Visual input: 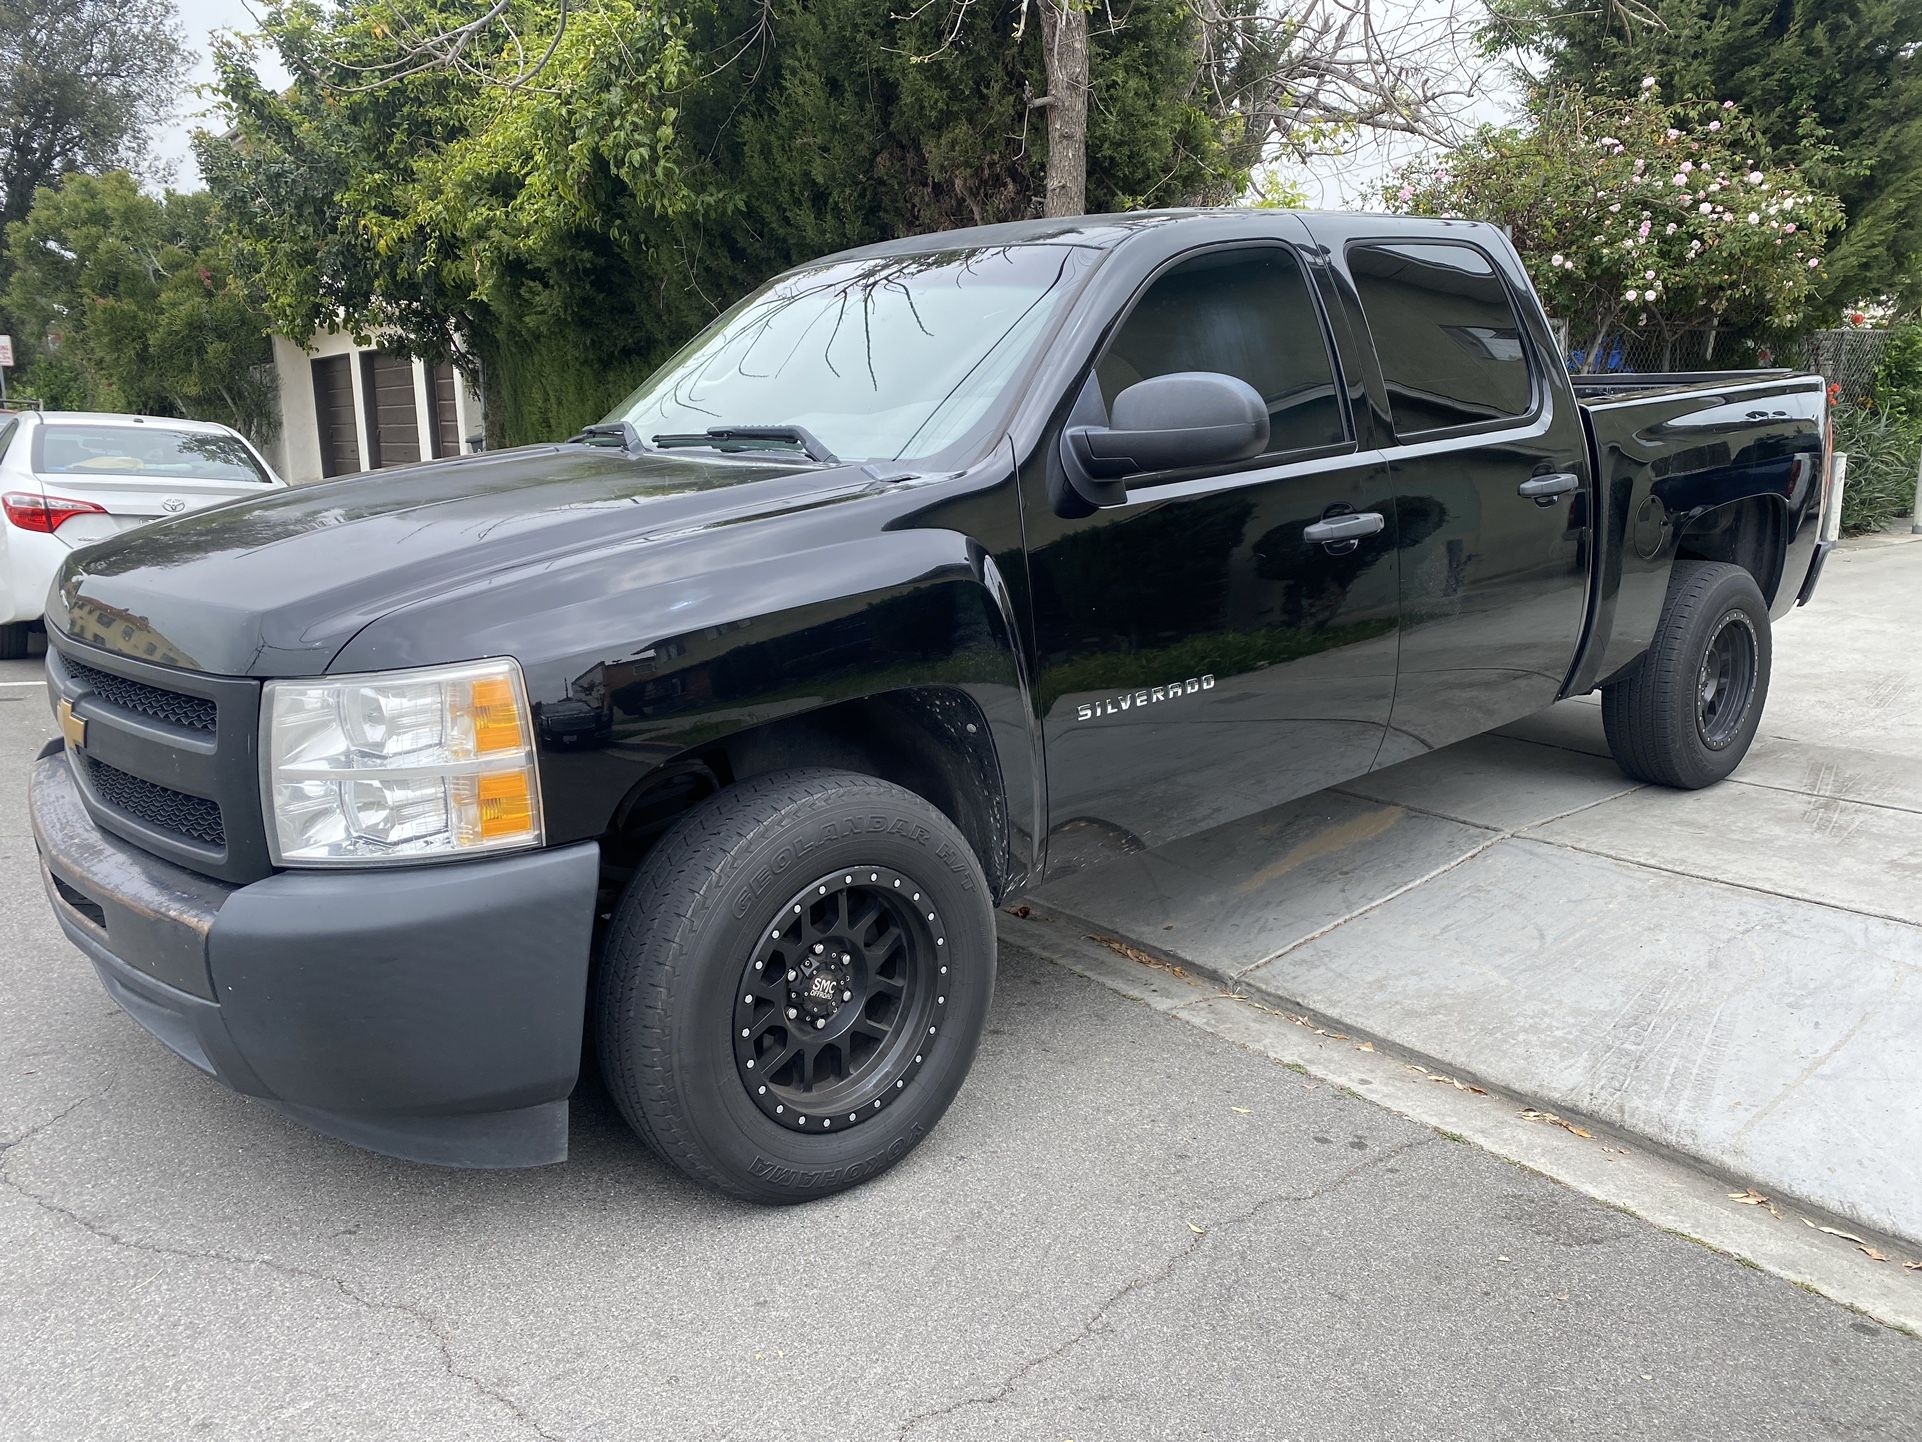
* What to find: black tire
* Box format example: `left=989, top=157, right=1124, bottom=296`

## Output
left=0, top=622, right=30, bottom=661
left=1601, top=560, right=1771, bottom=788
left=595, top=768, right=995, bottom=1203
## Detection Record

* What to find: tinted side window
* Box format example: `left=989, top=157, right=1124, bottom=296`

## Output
left=0, top=420, right=17, bottom=461
left=1097, top=246, right=1346, bottom=458
left=1347, top=242, right=1532, bottom=435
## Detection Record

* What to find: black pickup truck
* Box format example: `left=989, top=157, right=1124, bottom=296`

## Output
left=29, top=210, right=1839, bottom=1201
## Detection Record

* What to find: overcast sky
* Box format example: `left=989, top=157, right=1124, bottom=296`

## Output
left=151, top=0, right=290, bottom=189
left=149, top=1, right=1513, bottom=205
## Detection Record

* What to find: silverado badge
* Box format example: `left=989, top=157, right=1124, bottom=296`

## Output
left=1076, top=674, right=1215, bottom=722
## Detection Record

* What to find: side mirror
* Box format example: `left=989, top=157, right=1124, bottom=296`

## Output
left=1063, top=372, right=1270, bottom=496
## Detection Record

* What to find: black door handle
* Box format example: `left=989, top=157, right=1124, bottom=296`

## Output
left=1518, top=472, right=1580, bottom=502
left=1303, top=511, right=1386, bottom=546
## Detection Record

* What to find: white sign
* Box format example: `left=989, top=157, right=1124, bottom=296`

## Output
left=0, top=335, right=12, bottom=368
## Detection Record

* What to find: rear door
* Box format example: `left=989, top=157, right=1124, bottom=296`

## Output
left=1021, top=229, right=1400, bottom=860
left=1332, top=232, right=1591, bottom=763
left=30, top=421, right=282, bottom=546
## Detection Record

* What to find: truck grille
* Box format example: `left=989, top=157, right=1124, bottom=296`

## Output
left=48, top=636, right=270, bottom=883
left=61, top=658, right=218, bottom=733
left=81, top=757, right=226, bottom=847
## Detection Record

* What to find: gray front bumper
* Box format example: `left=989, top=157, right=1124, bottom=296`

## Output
left=31, top=750, right=601, bottom=1167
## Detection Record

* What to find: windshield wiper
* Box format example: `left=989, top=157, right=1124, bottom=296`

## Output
left=565, top=421, right=642, bottom=450
left=650, top=425, right=839, bottom=465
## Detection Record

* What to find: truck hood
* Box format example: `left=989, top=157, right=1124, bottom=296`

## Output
left=48, top=444, right=874, bottom=676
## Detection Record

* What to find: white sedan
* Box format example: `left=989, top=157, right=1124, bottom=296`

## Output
left=0, top=411, right=286, bottom=658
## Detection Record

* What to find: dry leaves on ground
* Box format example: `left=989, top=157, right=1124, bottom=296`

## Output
left=1404, top=1064, right=1488, bottom=1095
left=1728, top=1188, right=1784, bottom=1219
left=1088, top=934, right=1186, bottom=978
left=1518, top=1108, right=1594, bottom=1139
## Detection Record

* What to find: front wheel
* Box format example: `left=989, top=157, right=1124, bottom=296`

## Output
left=1601, top=560, right=1771, bottom=789
left=595, top=769, right=995, bottom=1203
left=0, top=622, right=31, bottom=661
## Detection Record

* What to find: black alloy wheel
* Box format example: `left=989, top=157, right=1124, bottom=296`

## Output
left=1601, top=559, right=1772, bottom=789
left=596, top=768, right=995, bottom=1203
left=734, top=866, right=948, bottom=1133
left=1695, top=609, right=1759, bottom=750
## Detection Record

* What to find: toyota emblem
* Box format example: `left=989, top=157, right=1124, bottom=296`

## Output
left=162, top=498, right=187, bottom=513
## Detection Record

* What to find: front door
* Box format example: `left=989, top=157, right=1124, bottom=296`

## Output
left=1337, top=237, right=1592, bottom=763
left=1020, top=238, right=1400, bottom=868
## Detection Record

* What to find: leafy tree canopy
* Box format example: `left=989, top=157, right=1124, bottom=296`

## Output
left=200, top=0, right=1243, bottom=444
left=4, top=171, right=276, bottom=439
left=1386, top=89, right=1843, bottom=366
left=1488, top=0, right=1922, bottom=310
left=0, top=0, right=189, bottom=245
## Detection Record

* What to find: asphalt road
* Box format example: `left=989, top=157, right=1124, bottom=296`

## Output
left=2, top=645, right=1918, bottom=1441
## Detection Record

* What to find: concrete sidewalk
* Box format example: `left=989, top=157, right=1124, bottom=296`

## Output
left=1035, top=533, right=1922, bottom=1248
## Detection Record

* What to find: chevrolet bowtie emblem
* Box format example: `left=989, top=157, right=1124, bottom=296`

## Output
left=57, top=697, right=86, bottom=750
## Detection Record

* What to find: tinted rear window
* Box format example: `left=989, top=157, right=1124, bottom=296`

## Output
left=37, top=425, right=269, bottom=483
left=1347, top=241, right=1533, bottom=435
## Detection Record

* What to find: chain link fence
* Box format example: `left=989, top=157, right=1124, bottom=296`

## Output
left=1556, top=323, right=1890, bottom=404
left=1799, top=329, right=1892, bottom=405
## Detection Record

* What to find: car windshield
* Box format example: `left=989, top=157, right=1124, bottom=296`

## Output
left=37, top=425, right=270, bottom=483
left=604, top=244, right=1095, bottom=463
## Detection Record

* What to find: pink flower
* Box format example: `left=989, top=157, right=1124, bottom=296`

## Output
left=1609, top=202, right=1622, bottom=212
left=1551, top=253, right=1565, bottom=267
left=1625, top=288, right=1641, bottom=301
left=1598, top=137, right=1621, bottom=148
left=1638, top=220, right=1652, bottom=238
left=1784, top=223, right=1797, bottom=234
left=1644, top=269, right=1656, bottom=280
left=1641, top=76, right=1657, bottom=89
left=1699, top=202, right=1713, bottom=213
left=1666, top=128, right=1682, bottom=139
left=1665, top=222, right=1677, bottom=234
left=1708, top=120, right=1722, bottom=131
left=1398, top=185, right=1415, bottom=202
left=1747, top=211, right=1760, bottom=224
left=1680, top=160, right=1694, bottom=173
left=1722, top=100, right=1735, bottom=109
left=1807, top=257, right=1820, bottom=268
left=1747, top=171, right=1764, bottom=184
left=1672, top=174, right=1689, bottom=186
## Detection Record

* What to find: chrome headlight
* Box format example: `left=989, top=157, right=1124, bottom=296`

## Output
left=263, top=658, right=543, bottom=866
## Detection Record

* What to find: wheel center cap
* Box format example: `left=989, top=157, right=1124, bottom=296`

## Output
left=796, top=951, right=852, bottom=1020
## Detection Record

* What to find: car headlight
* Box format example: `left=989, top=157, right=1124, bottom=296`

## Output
left=263, top=658, right=543, bottom=866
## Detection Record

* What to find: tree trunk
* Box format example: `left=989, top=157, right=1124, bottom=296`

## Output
left=1036, top=1, right=1089, bottom=218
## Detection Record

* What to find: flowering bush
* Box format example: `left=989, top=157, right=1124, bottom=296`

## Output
left=1383, top=87, right=1844, bottom=369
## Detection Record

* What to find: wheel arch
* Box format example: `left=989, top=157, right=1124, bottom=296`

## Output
left=1673, top=493, right=1790, bottom=608
left=596, top=684, right=1021, bottom=905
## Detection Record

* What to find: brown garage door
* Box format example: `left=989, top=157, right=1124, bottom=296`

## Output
left=361, top=350, right=421, bottom=468
left=311, top=355, right=360, bottom=477
left=427, top=364, right=462, bottom=458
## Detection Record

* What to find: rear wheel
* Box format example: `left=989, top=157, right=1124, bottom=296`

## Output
left=1601, top=560, right=1771, bottom=788
left=595, top=768, right=995, bottom=1203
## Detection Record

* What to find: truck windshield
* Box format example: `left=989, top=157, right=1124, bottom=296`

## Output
left=604, top=244, right=1094, bottom=464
